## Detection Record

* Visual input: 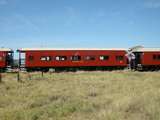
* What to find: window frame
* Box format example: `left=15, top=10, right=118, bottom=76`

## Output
left=116, top=56, right=124, bottom=61
left=153, top=54, right=160, bottom=60
left=55, top=56, right=67, bottom=61
left=70, top=56, right=81, bottom=61
left=99, top=55, right=109, bottom=61
left=40, top=56, right=52, bottom=61
left=84, top=56, right=96, bottom=61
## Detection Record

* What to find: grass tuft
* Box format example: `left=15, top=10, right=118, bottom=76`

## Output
left=0, top=71, right=160, bottom=120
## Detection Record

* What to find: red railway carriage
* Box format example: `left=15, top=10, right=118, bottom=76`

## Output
left=18, top=48, right=128, bottom=71
left=0, top=48, right=13, bottom=71
left=133, top=48, right=160, bottom=70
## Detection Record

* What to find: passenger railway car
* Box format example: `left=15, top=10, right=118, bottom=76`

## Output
left=0, top=48, right=13, bottom=71
left=17, top=48, right=128, bottom=71
left=133, top=48, right=160, bottom=70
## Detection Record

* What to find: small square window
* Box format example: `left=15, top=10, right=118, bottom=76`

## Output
left=40, top=56, right=52, bottom=61
left=100, top=56, right=109, bottom=60
left=116, top=56, right=124, bottom=61
left=71, top=56, right=81, bottom=61
left=153, top=55, right=160, bottom=60
left=56, top=56, right=60, bottom=61
left=153, top=55, right=157, bottom=60
left=85, top=56, right=95, bottom=61
left=56, top=56, right=67, bottom=61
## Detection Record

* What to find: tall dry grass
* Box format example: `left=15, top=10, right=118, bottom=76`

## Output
left=0, top=71, right=160, bottom=120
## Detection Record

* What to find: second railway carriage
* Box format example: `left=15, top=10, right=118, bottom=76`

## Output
left=132, top=48, right=160, bottom=70
left=17, top=48, right=128, bottom=72
left=0, top=48, right=14, bottom=71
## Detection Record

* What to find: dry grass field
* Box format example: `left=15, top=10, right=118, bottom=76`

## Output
left=0, top=71, right=160, bottom=120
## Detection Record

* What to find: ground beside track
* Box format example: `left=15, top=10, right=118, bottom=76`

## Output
left=0, top=71, right=160, bottom=120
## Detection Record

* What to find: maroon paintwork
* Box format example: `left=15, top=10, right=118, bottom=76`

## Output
left=0, top=51, right=7, bottom=68
left=0, top=51, right=12, bottom=69
left=18, top=49, right=128, bottom=68
left=141, top=52, right=160, bottom=66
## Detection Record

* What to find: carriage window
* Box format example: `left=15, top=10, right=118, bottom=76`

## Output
left=99, top=56, right=109, bottom=60
left=116, top=56, right=124, bottom=61
left=40, top=56, right=52, bottom=61
left=56, top=56, right=67, bottom=61
left=153, top=55, right=157, bottom=60
left=71, top=56, right=81, bottom=61
left=153, top=55, right=160, bottom=60
left=85, top=56, right=95, bottom=61
left=28, top=56, right=34, bottom=61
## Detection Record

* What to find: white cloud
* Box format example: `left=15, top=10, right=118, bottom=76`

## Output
left=144, top=0, right=160, bottom=8
left=0, top=0, right=7, bottom=5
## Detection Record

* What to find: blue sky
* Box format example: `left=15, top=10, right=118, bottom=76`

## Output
left=0, top=0, right=160, bottom=50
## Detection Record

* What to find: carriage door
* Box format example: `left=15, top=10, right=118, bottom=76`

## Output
left=19, top=52, right=26, bottom=68
left=134, top=52, right=142, bottom=66
left=6, top=52, right=14, bottom=67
